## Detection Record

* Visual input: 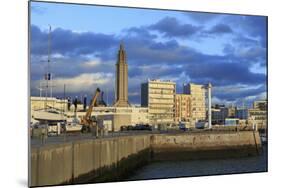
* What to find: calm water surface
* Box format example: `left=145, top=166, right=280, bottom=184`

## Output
left=127, top=145, right=267, bottom=180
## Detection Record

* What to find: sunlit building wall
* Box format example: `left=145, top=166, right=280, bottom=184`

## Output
left=141, top=79, right=176, bottom=125
left=183, top=83, right=206, bottom=122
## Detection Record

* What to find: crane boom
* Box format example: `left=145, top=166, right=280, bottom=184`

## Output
left=81, top=88, right=100, bottom=126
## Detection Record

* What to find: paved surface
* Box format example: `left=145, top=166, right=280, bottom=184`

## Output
left=30, top=131, right=154, bottom=147
left=30, top=127, right=259, bottom=148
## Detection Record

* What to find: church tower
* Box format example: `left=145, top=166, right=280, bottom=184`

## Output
left=114, top=43, right=130, bottom=107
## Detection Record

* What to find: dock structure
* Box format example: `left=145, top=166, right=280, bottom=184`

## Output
left=30, top=130, right=261, bottom=187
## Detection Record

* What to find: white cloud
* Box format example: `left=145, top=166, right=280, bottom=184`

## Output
left=256, top=92, right=267, bottom=100
left=212, top=96, right=235, bottom=106
left=34, top=73, right=114, bottom=94
left=81, top=60, right=101, bottom=68
left=80, top=58, right=115, bottom=69
left=213, top=84, right=262, bottom=93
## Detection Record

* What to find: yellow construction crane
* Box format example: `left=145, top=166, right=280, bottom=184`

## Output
left=81, top=88, right=101, bottom=133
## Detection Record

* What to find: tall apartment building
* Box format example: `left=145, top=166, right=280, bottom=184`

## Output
left=175, top=94, right=191, bottom=122
left=141, top=79, right=176, bottom=125
left=183, top=83, right=206, bottom=122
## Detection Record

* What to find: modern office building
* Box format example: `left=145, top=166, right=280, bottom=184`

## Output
left=211, top=108, right=222, bottom=124
left=114, top=43, right=130, bottom=107
left=236, top=108, right=248, bottom=120
left=211, top=104, right=229, bottom=125
left=141, top=79, right=176, bottom=125
left=175, top=94, right=191, bottom=123
left=183, top=83, right=206, bottom=122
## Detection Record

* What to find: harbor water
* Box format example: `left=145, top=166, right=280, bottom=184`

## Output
left=127, top=144, right=267, bottom=180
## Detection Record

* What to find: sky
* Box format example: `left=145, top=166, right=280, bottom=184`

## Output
left=30, top=1, right=267, bottom=107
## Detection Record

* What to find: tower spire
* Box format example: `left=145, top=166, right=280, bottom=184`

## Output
left=118, top=41, right=126, bottom=64
left=120, top=41, right=124, bottom=50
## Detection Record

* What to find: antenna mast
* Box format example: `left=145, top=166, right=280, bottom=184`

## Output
left=48, top=25, right=53, bottom=98
left=44, top=25, right=52, bottom=110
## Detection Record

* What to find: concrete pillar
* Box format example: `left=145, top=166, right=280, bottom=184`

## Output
left=57, top=123, right=61, bottom=135
left=207, top=83, right=212, bottom=129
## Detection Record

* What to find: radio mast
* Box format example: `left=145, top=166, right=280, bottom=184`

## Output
left=44, top=25, right=52, bottom=110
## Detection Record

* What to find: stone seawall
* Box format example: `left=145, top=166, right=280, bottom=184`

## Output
left=30, top=131, right=261, bottom=187
left=151, top=131, right=262, bottom=160
left=30, top=135, right=151, bottom=187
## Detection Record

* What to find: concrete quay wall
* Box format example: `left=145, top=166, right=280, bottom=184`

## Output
left=30, top=131, right=261, bottom=187
left=151, top=131, right=262, bottom=160
left=30, top=135, right=151, bottom=187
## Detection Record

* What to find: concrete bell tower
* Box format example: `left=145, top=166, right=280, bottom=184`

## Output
left=114, top=43, right=130, bottom=107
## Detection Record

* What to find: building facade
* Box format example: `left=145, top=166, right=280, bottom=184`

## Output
left=114, top=43, right=130, bottom=107
left=141, top=79, right=176, bottom=125
left=248, top=100, right=267, bottom=128
left=227, top=106, right=236, bottom=118
left=31, top=97, right=68, bottom=112
left=183, top=83, right=206, bottom=122
left=253, top=100, right=267, bottom=111
left=236, top=108, right=248, bottom=120
left=175, top=94, right=191, bottom=123
left=211, top=105, right=229, bottom=125
left=64, top=106, right=149, bottom=131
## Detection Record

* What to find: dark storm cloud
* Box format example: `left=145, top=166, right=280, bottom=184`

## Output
left=213, top=85, right=266, bottom=101
left=125, top=26, right=157, bottom=40
left=206, top=24, right=233, bottom=34
left=186, top=61, right=265, bottom=86
left=184, top=12, right=221, bottom=23
left=31, top=25, right=118, bottom=56
left=240, top=16, right=267, bottom=39
left=223, top=44, right=235, bottom=55
left=222, top=43, right=266, bottom=66
left=30, top=14, right=267, bottom=104
left=148, top=17, right=203, bottom=38
left=224, top=15, right=267, bottom=47
left=30, top=54, right=115, bottom=82
left=125, top=36, right=266, bottom=87
left=233, top=34, right=259, bottom=47
left=30, top=55, right=84, bottom=81
left=128, top=63, right=183, bottom=78
left=147, top=17, right=233, bottom=40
